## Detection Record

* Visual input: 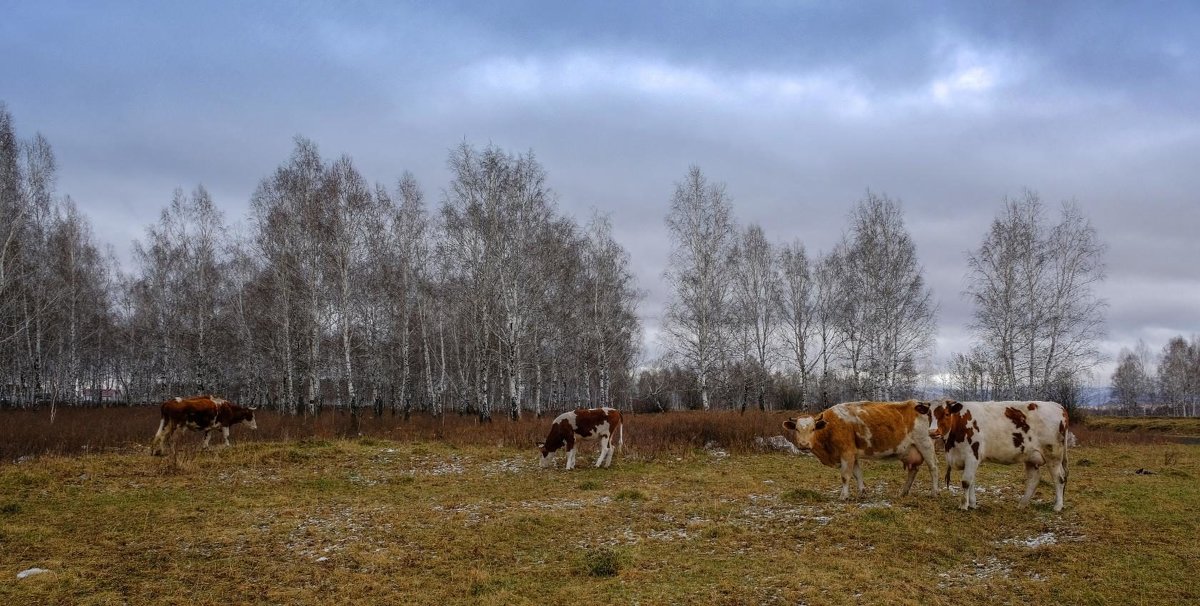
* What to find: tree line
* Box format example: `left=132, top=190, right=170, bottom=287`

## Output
left=1110, top=335, right=1200, bottom=417
left=643, top=167, right=937, bottom=412
left=0, top=104, right=640, bottom=421
left=1, top=101, right=1122, bottom=418
left=642, top=176, right=1108, bottom=417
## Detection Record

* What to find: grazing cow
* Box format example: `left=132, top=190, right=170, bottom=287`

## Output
left=930, top=400, right=1069, bottom=511
left=781, top=400, right=939, bottom=500
left=538, top=407, right=623, bottom=470
left=150, top=395, right=258, bottom=456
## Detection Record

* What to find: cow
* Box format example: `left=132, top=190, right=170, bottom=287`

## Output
left=930, top=400, right=1069, bottom=511
left=538, top=407, right=623, bottom=470
left=781, top=400, right=939, bottom=500
left=150, top=395, right=258, bottom=456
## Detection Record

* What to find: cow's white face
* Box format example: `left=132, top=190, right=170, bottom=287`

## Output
left=929, top=400, right=958, bottom=439
left=247, top=417, right=258, bottom=430
left=537, top=442, right=555, bottom=468
left=782, top=416, right=819, bottom=450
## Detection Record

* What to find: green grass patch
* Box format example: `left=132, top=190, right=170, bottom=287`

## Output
left=614, top=488, right=646, bottom=501
left=580, top=547, right=622, bottom=577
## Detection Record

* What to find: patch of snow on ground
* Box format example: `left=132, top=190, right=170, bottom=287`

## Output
left=406, top=453, right=466, bottom=476
left=480, top=457, right=527, bottom=476
left=1002, top=532, right=1057, bottom=548
left=284, top=506, right=394, bottom=560
left=703, top=441, right=729, bottom=458
left=937, top=556, right=1013, bottom=587
left=857, top=500, right=892, bottom=509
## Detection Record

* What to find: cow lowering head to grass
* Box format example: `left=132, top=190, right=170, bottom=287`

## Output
left=538, top=407, right=623, bottom=470
left=150, top=395, right=258, bottom=456
left=930, top=399, right=1069, bottom=511
left=781, top=400, right=938, bottom=500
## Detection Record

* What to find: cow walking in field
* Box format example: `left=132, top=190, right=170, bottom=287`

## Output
left=150, top=396, right=258, bottom=456
left=930, top=400, right=1069, bottom=511
left=781, top=400, right=939, bottom=499
left=538, top=407, right=623, bottom=470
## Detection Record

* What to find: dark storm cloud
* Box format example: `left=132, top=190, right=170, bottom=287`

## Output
left=3, top=1, right=1197, bottom=382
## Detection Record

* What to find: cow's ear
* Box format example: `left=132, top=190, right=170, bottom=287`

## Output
left=915, top=403, right=930, bottom=415
left=948, top=400, right=963, bottom=414
left=814, top=419, right=827, bottom=430
left=783, top=419, right=797, bottom=431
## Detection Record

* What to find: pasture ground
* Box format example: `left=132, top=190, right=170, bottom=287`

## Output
left=0, top=412, right=1197, bottom=605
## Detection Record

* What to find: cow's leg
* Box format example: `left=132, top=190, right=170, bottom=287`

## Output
left=566, top=446, right=576, bottom=470
left=853, top=459, right=866, bottom=497
left=1020, top=462, right=1041, bottom=507
left=900, top=462, right=919, bottom=497
left=163, top=422, right=179, bottom=455
left=961, top=456, right=980, bottom=510
left=838, top=457, right=854, bottom=500
left=1051, top=455, right=1067, bottom=512
left=151, top=418, right=167, bottom=456
left=202, top=429, right=213, bottom=449
left=602, top=436, right=616, bottom=468
left=594, top=435, right=609, bottom=468
left=918, top=440, right=939, bottom=496
left=222, top=426, right=231, bottom=447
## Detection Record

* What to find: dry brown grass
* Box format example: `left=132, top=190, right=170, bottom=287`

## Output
left=1084, top=416, right=1200, bottom=437
left=0, top=407, right=791, bottom=463
left=1, top=417, right=1197, bottom=605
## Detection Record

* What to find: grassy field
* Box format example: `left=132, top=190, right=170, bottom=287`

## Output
left=1, top=415, right=1196, bottom=605
left=1084, top=416, right=1200, bottom=437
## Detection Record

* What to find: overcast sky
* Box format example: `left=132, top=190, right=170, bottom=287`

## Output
left=3, top=1, right=1198, bottom=383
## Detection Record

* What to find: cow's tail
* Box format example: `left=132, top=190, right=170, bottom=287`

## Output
left=1061, top=426, right=1070, bottom=478
left=617, top=418, right=624, bottom=453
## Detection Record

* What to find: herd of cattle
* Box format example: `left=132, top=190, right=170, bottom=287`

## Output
left=149, top=396, right=1069, bottom=511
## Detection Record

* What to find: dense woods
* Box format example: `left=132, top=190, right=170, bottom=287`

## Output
left=652, top=169, right=938, bottom=412
left=0, top=105, right=640, bottom=419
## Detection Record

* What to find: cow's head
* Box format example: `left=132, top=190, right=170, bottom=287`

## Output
left=781, top=415, right=825, bottom=451
left=928, top=399, right=961, bottom=439
left=536, top=441, right=555, bottom=468
left=232, top=403, right=258, bottom=430
left=537, top=418, right=573, bottom=468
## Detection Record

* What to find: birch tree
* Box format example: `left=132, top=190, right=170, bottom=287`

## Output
left=839, top=193, right=935, bottom=400
left=662, top=166, right=736, bottom=410
left=730, top=223, right=780, bottom=411
left=778, top=240, right=819, bottom=406
left=965, top=191, right=1106, bottom=401
left=1111, top=341, right=1153, bottom=413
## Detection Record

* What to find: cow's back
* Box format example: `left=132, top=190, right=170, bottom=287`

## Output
left=963, top=401, right=1067, bottom=463
left=160, top=396, right=221, bottom=426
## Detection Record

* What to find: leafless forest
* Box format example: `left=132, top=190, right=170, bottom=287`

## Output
left=1, top=103, right=1195, bottom=421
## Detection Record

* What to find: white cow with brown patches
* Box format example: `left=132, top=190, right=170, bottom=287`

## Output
left=537, top=407, right=624, bottom=470
left=781, top=400, right=939, bottom=500
left=930, top=400, right=1070, bottom=511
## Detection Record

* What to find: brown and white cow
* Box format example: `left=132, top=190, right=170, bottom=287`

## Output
left=930, top=400, right=1069, bottom=511
left=150, top=395, right=258, bottom=456
left=538, top=407, right=623, bottom=470
left=781, top=400, right=939, bottom=500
